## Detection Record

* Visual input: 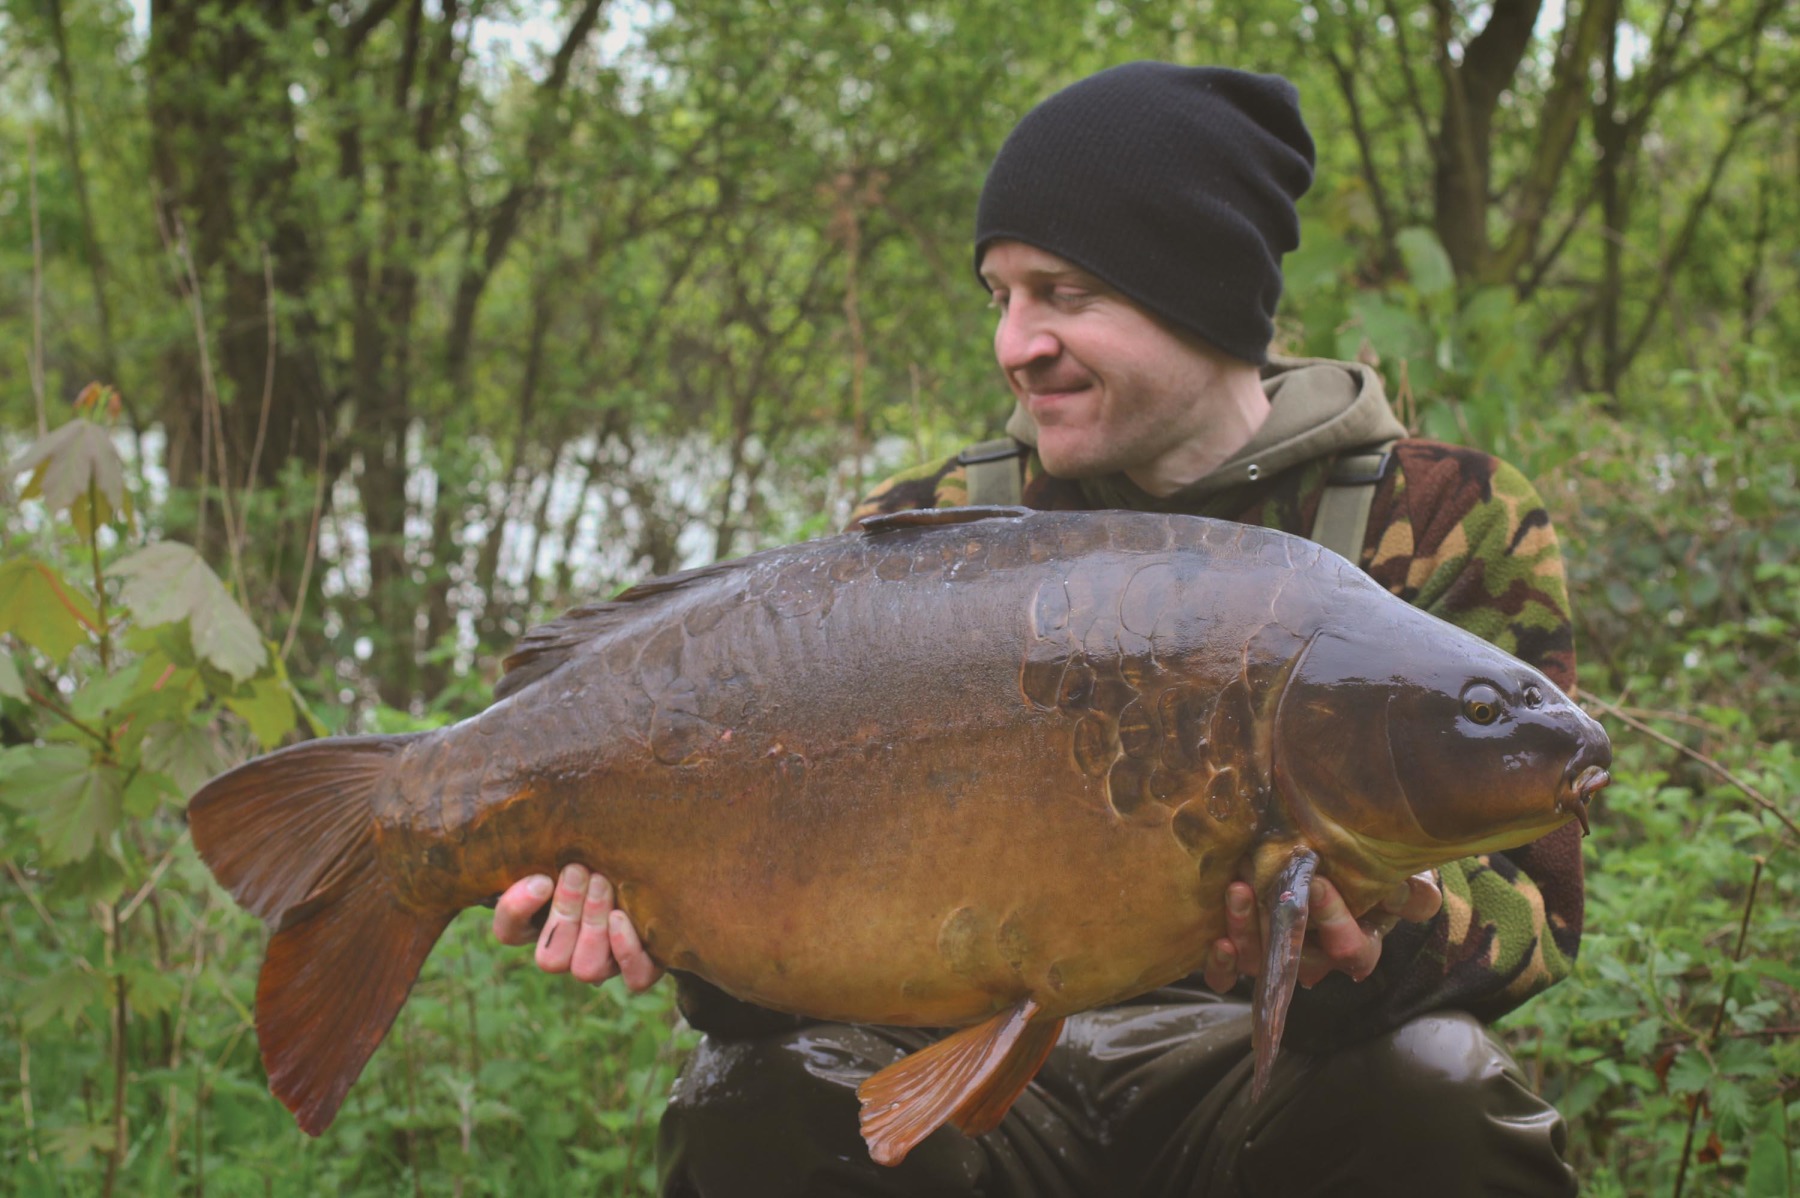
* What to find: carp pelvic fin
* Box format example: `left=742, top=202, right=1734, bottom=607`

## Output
left=855, top=505, right=1033, bottom=535
left=856, top=1000, right=1063, bottom=1167
left=188, top=734, right=450, bottom=1135
left=1249, top=847, right=1319, bottom=1105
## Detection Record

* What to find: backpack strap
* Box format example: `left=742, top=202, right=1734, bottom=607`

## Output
left=1309, top=440, right=1398, bottom=564
left=957, top=438, right=1028, bottom=506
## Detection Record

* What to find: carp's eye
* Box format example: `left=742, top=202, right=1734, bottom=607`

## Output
left=1524, top=684, right=1544, bottom=709
left=1462, top=684, right=1503, bottom=726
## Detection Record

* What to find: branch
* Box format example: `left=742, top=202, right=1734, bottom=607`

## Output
left=441, top=0, right=606, bottom=391
left=1323, top=41, right=1400, bottom=265
left=1382, top=0, right=1437, bottom=150
left=1487, top=0, right=1618, bottom=285
left=1617, top=92, right=1783, bottom=372
left=341, top=0, right=407, bottom=57
left=1459, top=0, right=1545, bottom=106
left=1583, top=694, right=1800, bottom=843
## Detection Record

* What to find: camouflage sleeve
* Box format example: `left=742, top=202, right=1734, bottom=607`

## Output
left=846, top=453, right=971, bottom=527
left=1287, top=441, right=1584, bottom=1047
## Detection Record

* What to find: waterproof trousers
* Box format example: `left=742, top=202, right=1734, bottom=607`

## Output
left=656, top=990, right=1577, bottom=1197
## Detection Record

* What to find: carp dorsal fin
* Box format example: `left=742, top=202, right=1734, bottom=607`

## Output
left=1249, top=847, right=1320, bottom=1103
left=855, top=999, right=1063, bottom=1165
left=496, top=558, right=745, bottom=701
left=856, top=505, right=1033, bottom=535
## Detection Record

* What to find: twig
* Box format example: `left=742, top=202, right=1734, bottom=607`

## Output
left=1583, top=694, right=1800, bottom=843
left=27, top=127, right=48, bottom=435
left=118, top=833, right=186, bottom=926
left=18, top=1021, right=38, bottom=1163
left=4, top=861, right=66, bottom=950
left=23, top=686, right=111, bottom=750
left=1672, top=857, right=1764, bottom=1198
left=280, top=414, right=330, bottom=662
left=244, top=243, right=278, bottom=517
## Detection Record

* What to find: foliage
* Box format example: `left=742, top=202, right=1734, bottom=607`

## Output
left=0, top=414, right=692, bottom=1194
left=1, top=0, right=1796, bottom=1193
left=1497, top=348, right=1800, bottom=1196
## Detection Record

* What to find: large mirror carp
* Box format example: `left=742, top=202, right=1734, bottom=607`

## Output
left=189, top=506, right=1610, bottom=1165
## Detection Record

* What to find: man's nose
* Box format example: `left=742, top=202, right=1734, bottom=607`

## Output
left=994, top=304, right=1060, bottom=372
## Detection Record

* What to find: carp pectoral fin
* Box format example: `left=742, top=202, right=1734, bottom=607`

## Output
left=856, top=505, right=1033, bottom=535
left=1250, top=847, right=1320, bottom=1104
left=856, top=1000, right=1063, bottom=1167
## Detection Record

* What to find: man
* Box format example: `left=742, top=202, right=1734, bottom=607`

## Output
left=493, top=63, right=1584, bottom=1195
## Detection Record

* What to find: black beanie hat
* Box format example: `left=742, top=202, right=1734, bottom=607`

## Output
left=975, top=62, right=1316, bottom=366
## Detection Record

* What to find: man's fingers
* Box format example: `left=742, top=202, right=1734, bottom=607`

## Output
left=569, top=873, right=620, bottom=984
left=1203, top=938, right=1239, bottom=992
left=611, top=910, right=664, bottom=993
left=492, top=874, right=554, bottom=946
left=1307, top=876, right=1381, bottom=982
left=1224, top=881, right=1259, bottom=957
left=1383, top=870, right=1444, bottom=923
left=534, top=863, right=590, bottom=973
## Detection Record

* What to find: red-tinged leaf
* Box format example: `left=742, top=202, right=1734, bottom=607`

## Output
left=109, top=542, right=266, bottom=681
left=0, top=744, right=124, bottom=865
left=1653, top=1044, right=1679, bottom=1087
left=8, top=418, right=126, bottom=518
left=0, top=557, right=101, bottom=661
left=1696, top=1129, right=1724, bottom=1164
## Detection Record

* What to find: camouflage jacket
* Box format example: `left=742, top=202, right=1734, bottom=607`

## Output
left=678, top=358, right=1583, bottom=1049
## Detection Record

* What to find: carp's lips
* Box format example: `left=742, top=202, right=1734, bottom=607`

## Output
left=1559, top=764, right=1611, bottom=836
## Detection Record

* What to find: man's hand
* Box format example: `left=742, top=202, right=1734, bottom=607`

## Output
left=492, top=863, right=664, bottom=992
left=1202, top=871, right=1441, bottom=993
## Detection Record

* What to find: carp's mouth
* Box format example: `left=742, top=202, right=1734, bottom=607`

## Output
left=1557, top=764, right=1611, bottom=837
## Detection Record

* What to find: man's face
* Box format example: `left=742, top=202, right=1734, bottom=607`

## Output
left=980, top=240, right=1247, bottom=489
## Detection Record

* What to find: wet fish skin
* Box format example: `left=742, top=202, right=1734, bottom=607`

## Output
left=188, top=506, right=1609, bottom=1154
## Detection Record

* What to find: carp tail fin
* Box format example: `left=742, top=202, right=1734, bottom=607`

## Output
left=1249, top=847, right=1319, bottom=1104
left=189, top=734, right=449, bottom=1134
left=856, top=1001, right=1063, bottom=1167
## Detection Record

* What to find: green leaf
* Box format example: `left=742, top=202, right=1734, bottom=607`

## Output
left=1396, top=226, right=1455, bottom=297
left=1664, top=1047, right=1713, bottom=1096
left=122, top=961, right=183, bottom=1018
left=15, top=965, right=108, bottom=1032
left=43, top=1123, right=115, bottom=1167
left=1745, top=1130, right=1792, bottom=1198
left=110, top=542, right=267, bottom=681
left=0, top=556, right=100, bottom=661
left=139, top=720, right=222, bottom=797
left=224, top=672, right=298, bottom=747
left=68, top=666, right=140, bottom=729
left=0, top=744, right=124, bottom=864
left=123, top=769, right=183, bottom=818
left=9, top=418, right=126, bottom=520
left=0, top=651, right=23, bottom=700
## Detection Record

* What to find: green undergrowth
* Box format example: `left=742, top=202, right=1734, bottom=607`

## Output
left=3, top=350, right=1796, bottom=1193
left=1496, top=349, right=1800, bottom=1196
left=0, top=405, right=693, bottom=1195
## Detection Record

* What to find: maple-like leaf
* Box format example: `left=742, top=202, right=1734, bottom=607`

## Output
left=0, top=744, right=124, bottom=865
left=0, top=557, right=101, bottom=661
left=9, top=418, right=126, bottom=519
left=110, top=542, right=267, bottom=681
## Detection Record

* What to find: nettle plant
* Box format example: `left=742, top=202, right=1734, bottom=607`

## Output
left=0, top=388, right=306, bottom=1183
